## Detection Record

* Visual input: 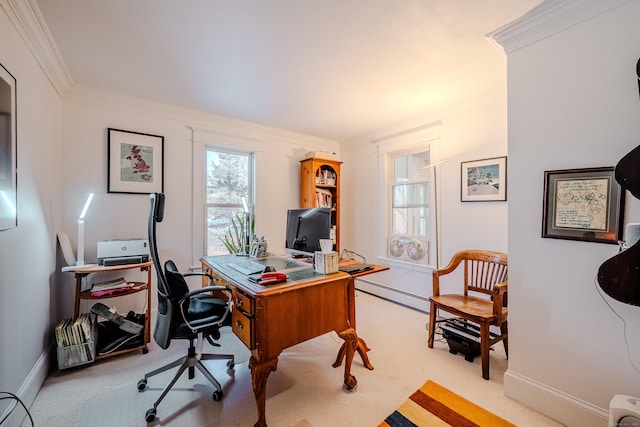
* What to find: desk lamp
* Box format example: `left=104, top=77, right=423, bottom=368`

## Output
left=75, top=192, right=95, bottom=268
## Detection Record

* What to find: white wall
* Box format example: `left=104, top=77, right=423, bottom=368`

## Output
left=0, top=3, right=64, bottom=423
left=59, top=86, right=341, bottom=316
left=10, top=1, right=640, bottom=425
left=1, top=3, right=340, bottom=422
left=497, top=1, right=640, bottom=425
left=340, top=93, right=509, bottom=311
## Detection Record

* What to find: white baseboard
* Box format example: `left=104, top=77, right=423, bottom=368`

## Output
left=504, top=369, right=608, bottom=427
left=1, top=346, right=51, bottom=427
left=355, top=277, right=429, bottom=313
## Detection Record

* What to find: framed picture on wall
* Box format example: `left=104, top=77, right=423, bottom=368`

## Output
left=0, top=62, right=17, bottom=230
left=460, top=156, right=507, bottom=202
left=107, top=128, right=164, bottom=194
left=542, top=167, right=624, bottom=244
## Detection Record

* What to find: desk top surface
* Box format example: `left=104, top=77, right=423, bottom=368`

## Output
left=202, top=254, right=343, bottom=295
left=201, top=254, right=389, bottom=295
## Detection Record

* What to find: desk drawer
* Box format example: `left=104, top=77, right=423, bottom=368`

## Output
left=232, top=289, right=254, bottom=349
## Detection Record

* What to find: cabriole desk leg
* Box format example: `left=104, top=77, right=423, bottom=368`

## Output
left=336, top=327, right=358, bottom=392
left=333, top=337, right=374, bottom=371
left=248, top=356, right=278, bottom=427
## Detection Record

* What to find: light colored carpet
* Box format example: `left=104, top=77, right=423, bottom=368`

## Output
left=24, top=291, right=564, bottom=426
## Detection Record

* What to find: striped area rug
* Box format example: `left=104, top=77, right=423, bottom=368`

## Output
left=379, top=380, right=516, bottom=427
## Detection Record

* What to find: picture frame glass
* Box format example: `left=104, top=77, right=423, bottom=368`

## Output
left=461, top=156, right=507, bottom=202
left=542, top=167, right=623, bottom=244
left=108, top=128, right=164, bottom=194
left=0, top=63, right=17, bottom=230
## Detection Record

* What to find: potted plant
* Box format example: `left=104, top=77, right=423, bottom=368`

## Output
left=220, top=213, right=255, bottom=254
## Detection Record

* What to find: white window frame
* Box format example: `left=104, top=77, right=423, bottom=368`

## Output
left=191, top=127, right=259, bottom=268
left=204, top=146, right=254, bottom=256
left=373, top=121, right=442, bottom=269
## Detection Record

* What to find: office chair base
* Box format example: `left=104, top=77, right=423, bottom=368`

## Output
left=138, top=353, right=235, bottom=422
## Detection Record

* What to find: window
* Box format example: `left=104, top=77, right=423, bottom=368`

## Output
left=205, top=147, right=254, bottom=255
left=386, top=150, right=432, bottom=265
left=391, top=152, right=430, bottom=237
left=374, top=121, right=441, bottom=267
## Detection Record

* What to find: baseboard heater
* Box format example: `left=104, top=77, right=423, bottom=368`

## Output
left=355, top=277, right=429, bottom=301
left=354, top=277, right=430, bottom=314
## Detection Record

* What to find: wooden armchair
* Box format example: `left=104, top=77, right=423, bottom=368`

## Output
left=427, top=250, right=508, bottom=380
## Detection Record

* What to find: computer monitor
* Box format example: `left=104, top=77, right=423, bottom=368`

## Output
left=284, top=208, right=331, bottom=258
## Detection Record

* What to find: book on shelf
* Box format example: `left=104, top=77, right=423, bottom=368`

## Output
left=315, top=168, right=337, bottom=185
left=315, top=188, right=333, bottom=208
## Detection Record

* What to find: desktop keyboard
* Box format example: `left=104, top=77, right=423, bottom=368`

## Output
left=228, top=260, right=265, bottom=275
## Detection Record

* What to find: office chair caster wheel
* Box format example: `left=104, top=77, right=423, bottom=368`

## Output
left=213, top=390, right=223, bottom=401
left=145, top=407, right=156, bottom=422
left=227, top=360, right=235, bottom=369
left=137, top=379, right=147, bottom=391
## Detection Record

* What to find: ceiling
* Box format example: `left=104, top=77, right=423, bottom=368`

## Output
left=34, top=0, right=541, bottom=141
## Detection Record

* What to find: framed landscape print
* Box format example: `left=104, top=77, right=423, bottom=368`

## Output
left=542, top=167, right=624, bottom=244
left=461, top=156, right=507, bottom=202
left=107, top=128, right=164, bottom=194
left=0, top=63, right=17, bottom=230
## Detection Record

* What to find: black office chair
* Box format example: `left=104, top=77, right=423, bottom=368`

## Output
left=137, top=192, right=235, bottom=422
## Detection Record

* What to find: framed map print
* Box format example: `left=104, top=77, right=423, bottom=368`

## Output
left=542, top=167, right=624, bottom=244
left=107, top=128, right=164, bottom=194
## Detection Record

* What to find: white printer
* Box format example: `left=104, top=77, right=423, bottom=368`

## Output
left=97, top=238, right=150, bottom=266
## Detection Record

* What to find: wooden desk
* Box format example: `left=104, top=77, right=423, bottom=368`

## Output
left=201, top=255, right=375, bottom=427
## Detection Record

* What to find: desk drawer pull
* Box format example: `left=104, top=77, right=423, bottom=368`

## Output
left=234, top=297, right=243, bottom=308
left=235, top=320, right=244, bottom=330
left=236, top=308, right=254, bottom=320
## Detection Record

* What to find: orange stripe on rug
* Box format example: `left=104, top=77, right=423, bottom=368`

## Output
left=378, top=380, right=516, bottom=427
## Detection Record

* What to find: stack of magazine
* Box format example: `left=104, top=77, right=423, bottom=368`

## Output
left=90, top=277, right=132, bottom=296
left=55, top=313, right=95, bottom=369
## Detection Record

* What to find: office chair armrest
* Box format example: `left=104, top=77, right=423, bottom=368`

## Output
left=183, top=271, right=213, bottom=279
left=178, top=286, right=232, bottom=332
left=179, top=285, right=232, bottom=304
left=182, top=271, right=214, bottom=287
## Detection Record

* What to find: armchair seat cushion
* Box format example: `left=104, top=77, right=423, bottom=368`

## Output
left=430, top=294, right=507, bottom=323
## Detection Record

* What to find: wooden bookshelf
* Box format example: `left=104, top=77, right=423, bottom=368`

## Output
left=300, top=157, right=342, bottom=252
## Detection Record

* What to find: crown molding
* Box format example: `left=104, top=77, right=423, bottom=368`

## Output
left=342, top=90, right=506, bottom=148
left=487, top=0, right=632, bottom=54
left=66, top=84, right=339, bottom=149
left=0, top=0, right=72, bottom=96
